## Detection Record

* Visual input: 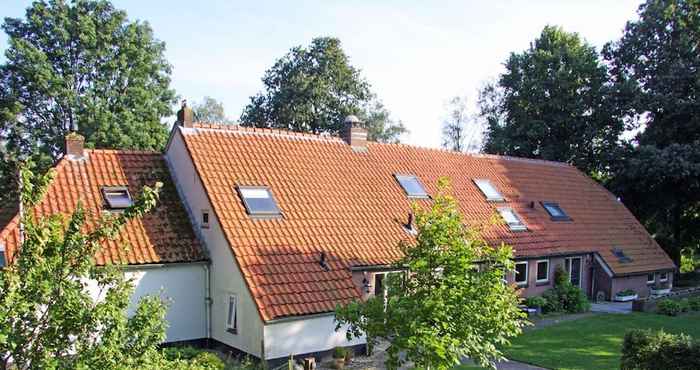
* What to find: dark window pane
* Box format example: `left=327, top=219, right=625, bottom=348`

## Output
left=542, top=202, right=570, bottom=221
left=537, top=261, right=548, bottom=281
left=374, top=274, right=384, bottom=296
left=515, top=263, right=527, bottom=283
left=570, top=258, right=581, bottom=287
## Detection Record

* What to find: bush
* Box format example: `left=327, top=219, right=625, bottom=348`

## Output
left=524, top=296, right=547, bottom=309
left=657, top=299, right=683, bottom=316
left=617, top=289, right=637, bottom=297
left=333, top=346, right=347, bottom=359
left=689, top=297, right=700, bottom=311
left=540, top=266, right=590, bottom=314
left=621, top=329, right=700, bottom=370
left=162, top=346, right=225, bottom=370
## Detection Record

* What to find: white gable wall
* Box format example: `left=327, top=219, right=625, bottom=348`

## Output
left=166, top=128, right=264, bottom=357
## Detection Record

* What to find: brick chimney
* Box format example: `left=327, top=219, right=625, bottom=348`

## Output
left=176, top=99, right=194, bottom=128
left=342, top=115, right=367, bottom=151
left=65, top=132, right=85, bottom=160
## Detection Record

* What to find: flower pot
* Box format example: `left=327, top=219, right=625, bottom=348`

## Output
left=614, top=294, right=638, bottom=302
left=344, top=352, right=352, bottom=365
left=333, top=358, right=345, bottom=370
left=651, top=288, right=671, bottom=296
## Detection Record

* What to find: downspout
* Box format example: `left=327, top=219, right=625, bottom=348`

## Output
left=204, top=263, right=212, bottom=345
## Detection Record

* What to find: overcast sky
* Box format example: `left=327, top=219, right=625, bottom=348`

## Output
left=1, top=0, right=642, bottom=148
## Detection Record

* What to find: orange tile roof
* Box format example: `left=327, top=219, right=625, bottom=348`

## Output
left=0, top=150, right=206, bottom=266
left=179, top=124, right=674, bottom=321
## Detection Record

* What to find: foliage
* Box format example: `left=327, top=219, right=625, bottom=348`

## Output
left=193, top=97, right=232, bottom=124
left=621, top=329, right=700, bottom=370
left=617, top=289, right=637, bottom=297
left=689, top=297, right=700, bottom=311
left=0, top=0, right=176, bottom=201
left=240, top=37, right=371, bottom=134
left=657, top=299, right=683, bottom=316
left=524, top=296, right=547, bottom=309
left=332, top=346, right=347, bottom=359
left=335, top=178, right=526, bottom=370
left=541, top=266, right=590, bottom=314
left=681, top=249, right=698, bottom=273
left=604, top=0, right=700, bottom=267
left=505, top=312, right=700, bottom=370
left=480, top=25, right=624, bottom=174
left=358, top=100, right=408, bottom=144
left=162, top=347, right=225, bottom=369
left=0, top=163, right=169, bottom=369
left=441, top=96, right=480, bottom=152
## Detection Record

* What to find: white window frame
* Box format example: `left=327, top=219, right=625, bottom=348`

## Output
left=514, top=261, right=528, bottom=286
left=201, top=209, right=210, bottom=229
left=659, top=272, right=668, bottom=282
left=394, top=174, right=429, bottom=199
left=565, top=257, right=583, bottom=287
left=101, top=186, right=133, bottom=209
left=473, top=178, right=504, bottom=202
left=498, top=207, right=527, bottom=231
left=535, top=259, right=549, bottom=283
left=226, top=294, right=238, bottom=334
left=236, top=185, right=282, bottom=217
left=647, top=272, right=655, bottom=284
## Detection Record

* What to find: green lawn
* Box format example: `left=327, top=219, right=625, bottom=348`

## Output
left=503, top=312, right=700, bottom=370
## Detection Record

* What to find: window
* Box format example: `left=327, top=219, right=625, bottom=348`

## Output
left=226, top=294, right=237, bottom=334
left=498, top=208, right=527, bottom=231
left=611, top=248, right=633, bottom=263
left=374, top=273, right=385, bottom=297
left=201, top=210, right=210, bottom=229
left=236, top=186, right=281, bottom=217
left=565, top=257, right=582, bottom=287
left=541, top=202, right=571, bottom=221
left=536, top=260, right=549, bottom=283
left=0, top=244, right=5, bottom=268
left=473, top=179, right=504, bottom=202
left=659, top=272, right=668, bottom=282
left=394, top=174, right=429, bottom=198
left=515, top=261, right=528, bottom=285
left=101, top=186, right=133, bottom=209
left=647, top=273, right=655, bottom=284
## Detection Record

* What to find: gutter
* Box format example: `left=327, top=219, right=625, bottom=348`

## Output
left=122, top=260, right=208, bottom=271
left=204, top=264, right=212, bottom=343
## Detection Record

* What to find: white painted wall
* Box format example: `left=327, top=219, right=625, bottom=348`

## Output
left=165, top=128, right=264, bottom=356
left=127, top=264, right=207, bottom=342
left=264, top=315, right=366, bottom=360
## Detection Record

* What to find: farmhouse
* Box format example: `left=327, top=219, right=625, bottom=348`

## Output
left=0, top=103, right=675, bottom=363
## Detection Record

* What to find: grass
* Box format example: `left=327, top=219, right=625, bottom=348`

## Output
left=503, top=312, right=700, bottom=370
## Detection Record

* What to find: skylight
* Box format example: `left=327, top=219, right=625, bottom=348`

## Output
left=541, top=202, right=571, bottom=221
left=498, top=207, right=527, bottom=231
left=237, top=186, right=282, bottom=217
left=611, top=248, right=633, bottom=263
left=474, top=179, right=504, bottom=202
left=394, top=174, right=429, bottom=198
left=101, top=186, right=133, bottom=209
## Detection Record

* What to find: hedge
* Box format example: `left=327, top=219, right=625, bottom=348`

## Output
left=621, top=329, right=700, bottom=370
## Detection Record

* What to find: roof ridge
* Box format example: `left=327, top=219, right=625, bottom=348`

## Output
left=189, top=123, right=344, bottom=143
left=85, top=149, right=163, bottom=155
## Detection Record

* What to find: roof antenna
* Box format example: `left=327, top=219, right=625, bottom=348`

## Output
left=319, top=251, right=330, bottom=271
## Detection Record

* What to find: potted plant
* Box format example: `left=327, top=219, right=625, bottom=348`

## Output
left=614, top=289, right=638, bottom=302
left=332, top=347, right=346, bottom=369
left=343, top=348, right=353, bottom=365
left=651, top=282, right=671, bottom=296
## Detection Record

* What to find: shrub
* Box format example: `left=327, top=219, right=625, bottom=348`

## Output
left=162, top=346, right=225, bottom=370
left=689, top=297, right=700, bottom=311
left=524, top=296, right=547, bottom=309
left=540, top=266, right=590, bottom=314
left=621, top=329, right=700, bottom=370
left=657, top=299, right=682, bottom=316
left=333, top=346, right=347, bottom=359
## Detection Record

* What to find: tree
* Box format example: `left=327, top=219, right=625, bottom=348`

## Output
left=360, top=100, right=408, bottom=144
left=0, top=163, right=169, bottom=369
left=240, top=37, right=372, bottom=134
left=441, top=96, right=482, bottom=152
left=0, top=0, right=176, bottom=201
left=193, top=96, right=231, bottom=124
left=335, top=178, right=526, bottom=370
left=480, top=26, right=624, bottom=174
left=604, top=0, right=700, bottom=266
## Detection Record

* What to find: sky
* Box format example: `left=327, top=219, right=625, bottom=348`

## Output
left=0, top=0, right=643, bottom=148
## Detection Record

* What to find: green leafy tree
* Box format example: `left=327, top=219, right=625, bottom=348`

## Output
left=193, top=96, right=231, bottom=124
left=359, top=100, right=408, bottom=144
left=0, top=163, right=169, bottom=369
left=481, top=25, right=624, bottom=174
left=0, top=0, right=176, bottom=201
left=604, top=0, right=700, bottom=266
left=335, top=179, right=526, bottom=370
left=240, top=37, right=372, bottom=134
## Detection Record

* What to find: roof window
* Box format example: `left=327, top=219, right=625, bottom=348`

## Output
left=611, top=248, right=633, bottom=263
left=101, top=186, right=133, bottom=209
left=474, top=179, right=504, bottom=202
left=498, top=207, right=527, bottom=231
left=541, top=202, right=571, bottom=221
left=394, top=174, right=429, bottom=198
left=236, top=186, right=282, bottom=217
